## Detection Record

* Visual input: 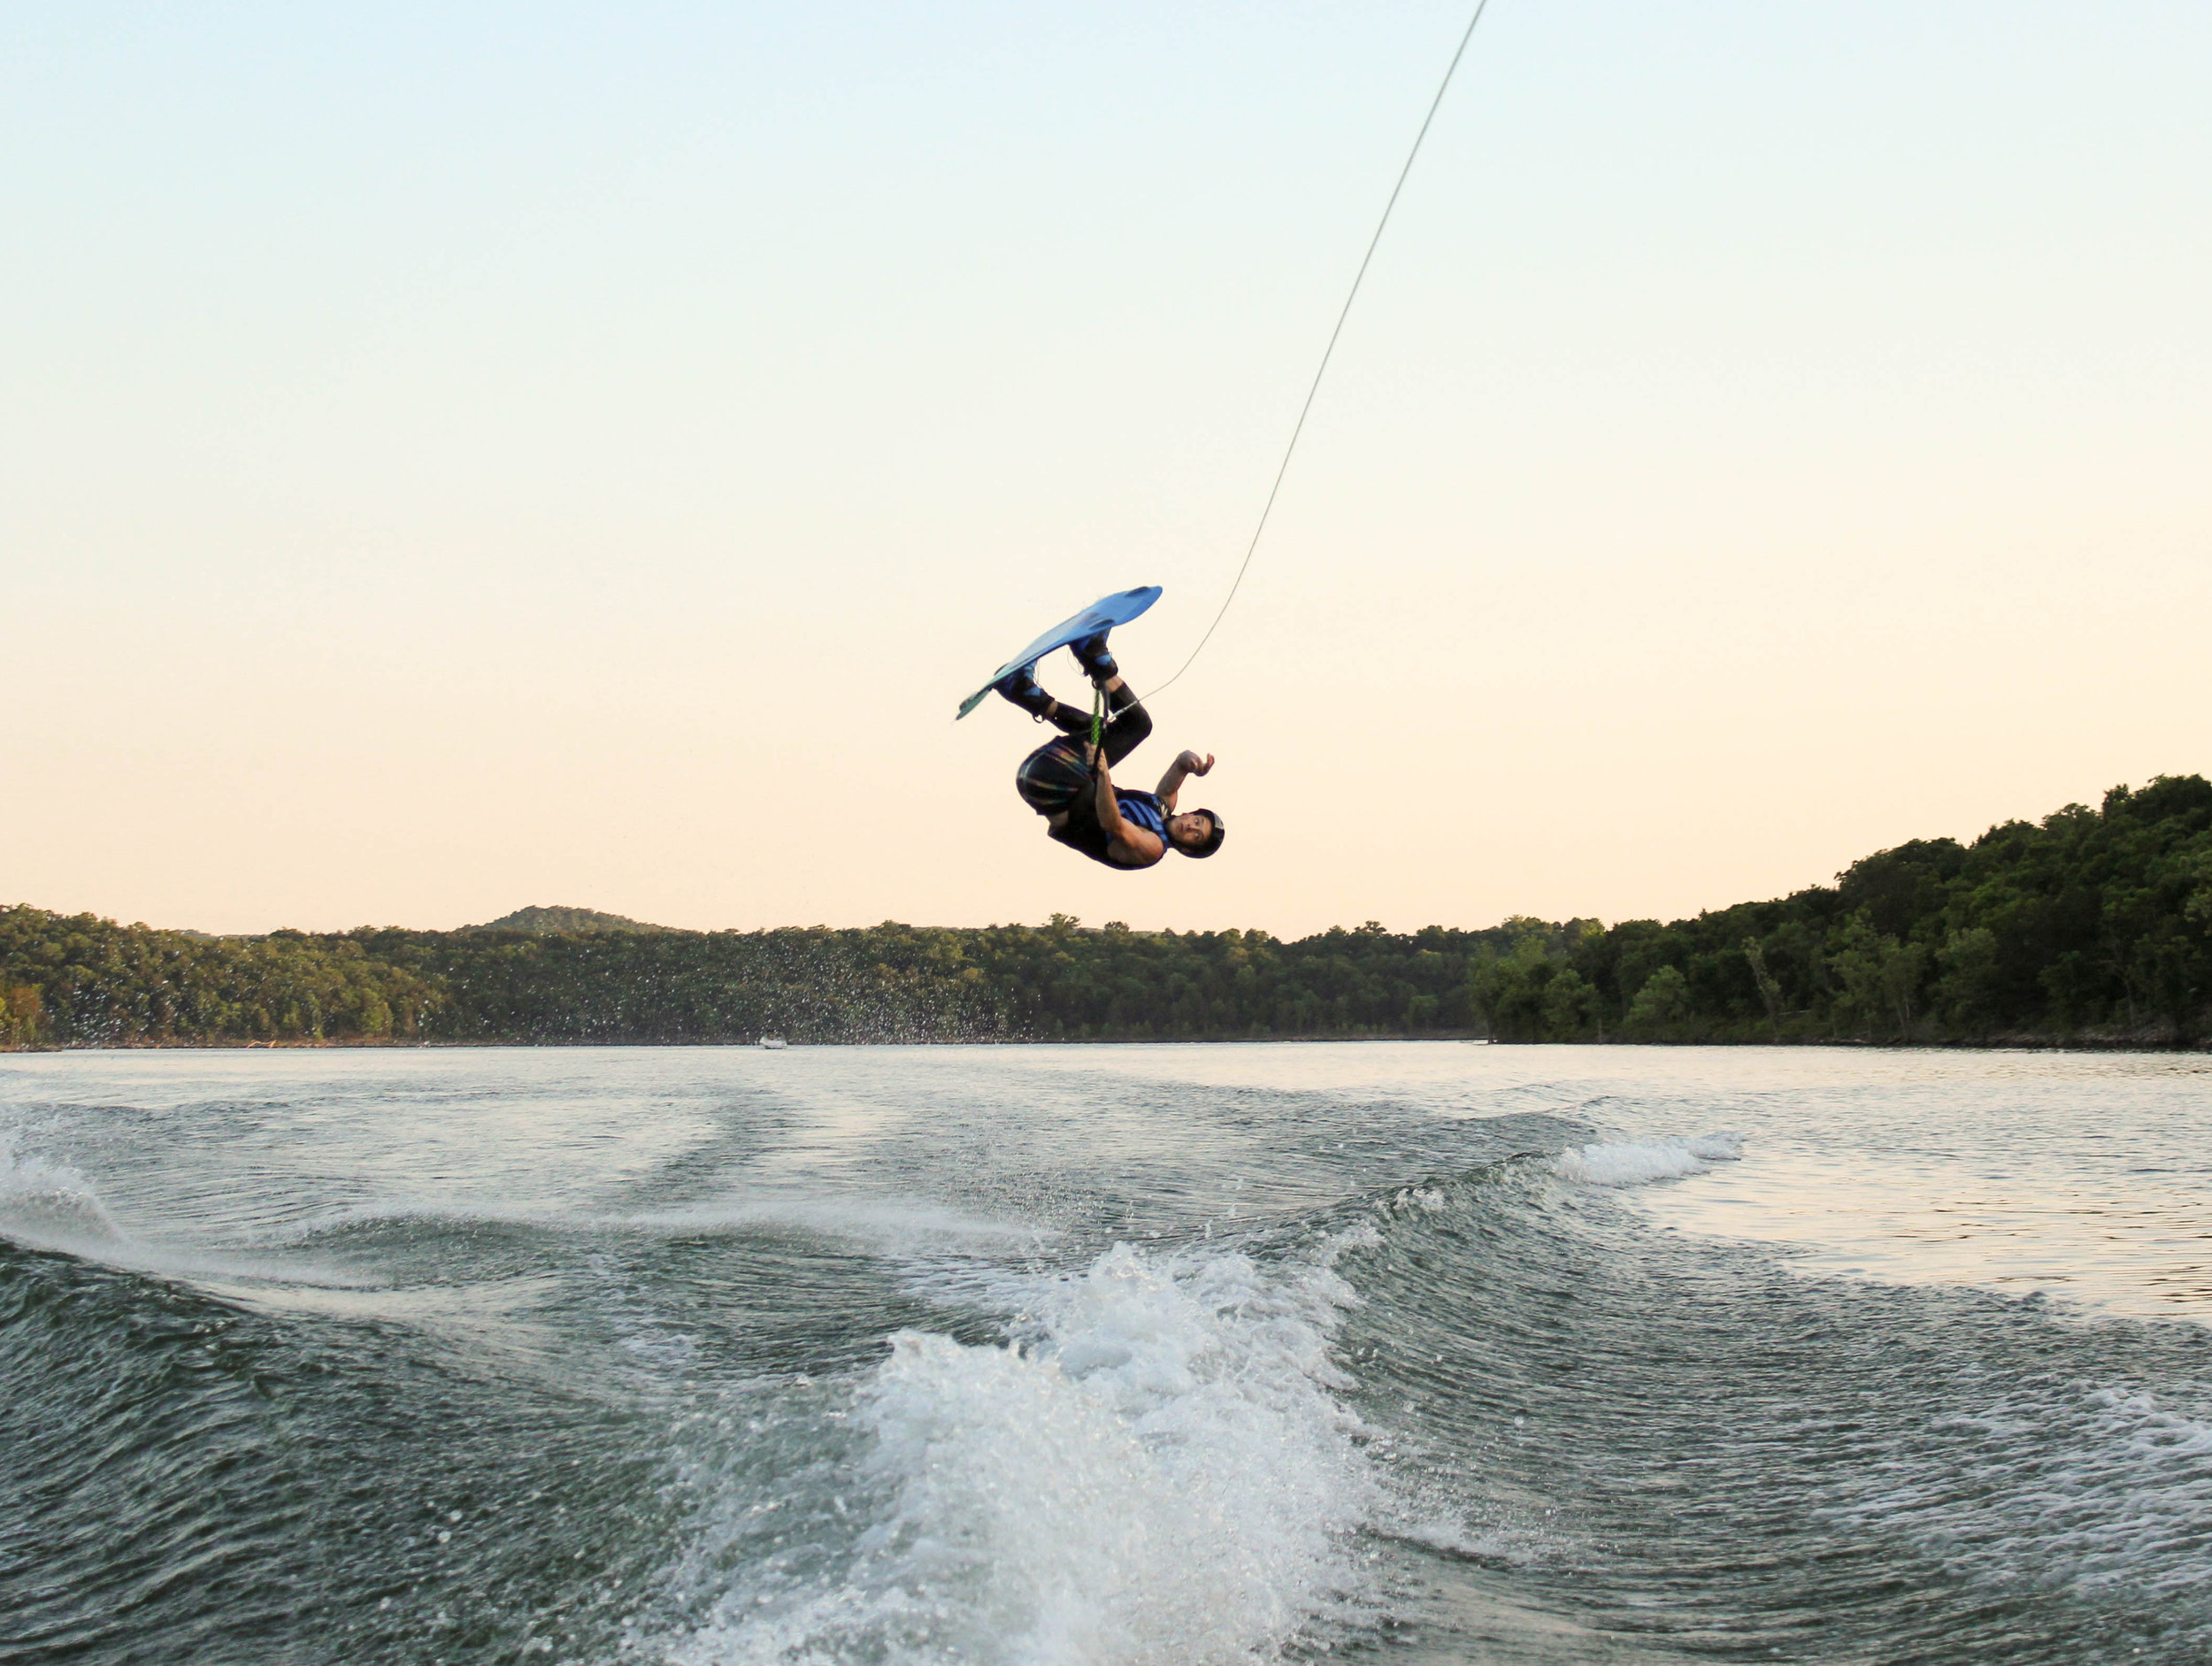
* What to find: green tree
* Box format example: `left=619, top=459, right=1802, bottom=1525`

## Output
left=1831, top=914, right=1928, bottom=1040
left=1625, top=964, right=1690, bottom=1033
left=1742, top=938, right=1784, bottom=1038
left=1935, top=926, right=2001, bottom=1034
left=1470, top=924, right=1558, bottom=1041
left=1541, top=967, right=1597, bottom=1039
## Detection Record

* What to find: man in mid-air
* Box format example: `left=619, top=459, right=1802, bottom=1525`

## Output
left=993, top=633, right=1225, bottom=870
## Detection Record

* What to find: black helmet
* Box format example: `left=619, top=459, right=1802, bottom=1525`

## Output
left=1183, top=810, right=1225, bottom=858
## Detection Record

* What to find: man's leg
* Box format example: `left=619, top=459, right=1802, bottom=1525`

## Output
left=994, top=667, right=1090, bottom=736
left=1072, top=636, right=1151, bottom=766
left=1015, top=735, right=1092, bottom=818
left=1097, top=677, right=1152, bottom=766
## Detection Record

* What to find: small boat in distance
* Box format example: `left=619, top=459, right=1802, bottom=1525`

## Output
left=758, top=1035, right=787, bottom=1050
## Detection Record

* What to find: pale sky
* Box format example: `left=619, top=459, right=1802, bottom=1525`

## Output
left=5, top=2, right=2208, bottom=939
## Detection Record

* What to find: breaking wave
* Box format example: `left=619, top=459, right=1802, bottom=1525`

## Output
left=1551, top=1131, right=1744, bottom=1186
left=666, top=1235, right=1380, bottom=1665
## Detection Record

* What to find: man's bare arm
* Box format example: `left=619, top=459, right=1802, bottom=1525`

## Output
left=1091, top=751, right=1165, bottom=865
left=1155, top=750, right=1215, bottom=810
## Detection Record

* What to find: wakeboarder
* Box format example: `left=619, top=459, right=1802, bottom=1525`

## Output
left=993, top=634, right=1225, bottom=870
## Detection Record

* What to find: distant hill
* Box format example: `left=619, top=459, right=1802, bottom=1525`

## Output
left=4, top=774, right=2207, bottom=1048
left=470, top=905, right=673, bottom=935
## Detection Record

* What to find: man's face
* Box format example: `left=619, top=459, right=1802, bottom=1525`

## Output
left=1167, top=811, right=1213, bottom=853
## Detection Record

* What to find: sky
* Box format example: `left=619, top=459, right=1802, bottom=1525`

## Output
left=4, top=1, right=2208, bottom=939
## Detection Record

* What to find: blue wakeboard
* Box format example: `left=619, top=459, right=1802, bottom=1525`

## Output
left=956, top=586, right=1162, bottom=719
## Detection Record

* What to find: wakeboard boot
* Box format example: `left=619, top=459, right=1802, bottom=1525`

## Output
left=993, top=665, right=1058, bottom=720
left=1071, top=633, right=1118, bottom=684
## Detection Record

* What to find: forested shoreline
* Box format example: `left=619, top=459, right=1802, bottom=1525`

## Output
left=5, top=775, right=2208, bottom=1050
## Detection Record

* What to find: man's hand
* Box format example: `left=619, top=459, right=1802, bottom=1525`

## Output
left=1157, top=749, right=1216, bottom=807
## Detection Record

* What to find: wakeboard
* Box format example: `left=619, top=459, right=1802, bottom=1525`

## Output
left=956, top=586, right=1162, bottom=719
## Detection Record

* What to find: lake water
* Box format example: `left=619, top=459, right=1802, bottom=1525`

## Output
left=3, top=1043, right=2208, bottom=1663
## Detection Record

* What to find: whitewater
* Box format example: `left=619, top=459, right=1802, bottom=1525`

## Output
left=3, top=1044, right=2208, bottom=1664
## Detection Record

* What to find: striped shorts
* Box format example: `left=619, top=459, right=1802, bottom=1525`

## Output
left=1013, top=700, right=1152, bottom=817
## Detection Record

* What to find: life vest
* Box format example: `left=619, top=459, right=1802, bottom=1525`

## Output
left=1049, top=787, right=1170, bottom=868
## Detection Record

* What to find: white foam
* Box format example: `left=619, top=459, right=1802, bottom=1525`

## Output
left=1552, top=1132, right=1745, bottom=1187
left=666, top=1237, right=1379, bottom=1664
left=0, top=1127, right=128, bottom=1250
left=626, top=1195, right=1049, bottom=1255
left=0, top=1125, right=382, bottom=1293
left=1832, top=1382, right=2212, bottom=1599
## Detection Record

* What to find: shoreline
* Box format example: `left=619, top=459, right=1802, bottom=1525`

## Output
left=7, top=1032, right=2205, bottom=1055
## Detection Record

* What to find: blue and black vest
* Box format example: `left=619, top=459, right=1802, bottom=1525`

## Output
left=1051, top=788, right=1170, bottom=868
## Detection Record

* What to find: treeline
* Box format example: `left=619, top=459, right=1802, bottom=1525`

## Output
left=4, top=774, right=2208, bottom=1048
left=1481, top=772, right=2212, bottom=1046
left=0, top=917, right=441, bottom=1049
left=0, top=910, right=1509, bottom=1048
